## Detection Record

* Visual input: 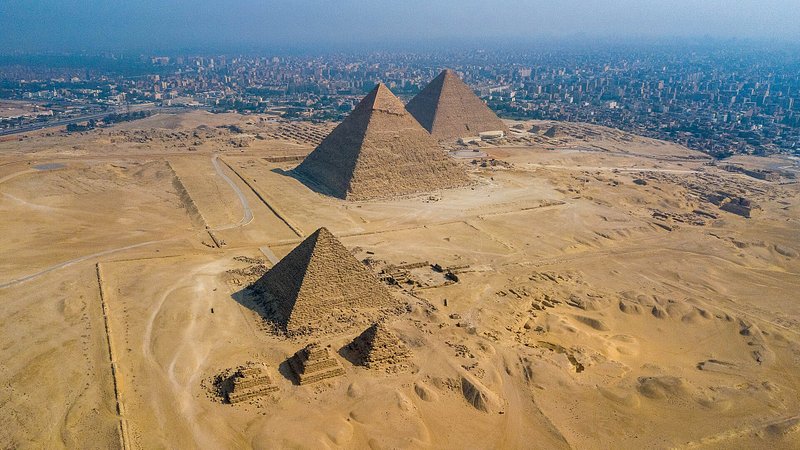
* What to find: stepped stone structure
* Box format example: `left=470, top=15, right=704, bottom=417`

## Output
left=216, top=363, right=278, bottom=404
left=543, top=125, right=564, bottom=138
left=288, top=343, right=346, bottom=385
left=293, top=83, right=469, bottom=201
left=346, top=322, right=412, bottom=370
left=252, top=227, right=395, bottom=334
left=406, top=69, right=508, bottom=140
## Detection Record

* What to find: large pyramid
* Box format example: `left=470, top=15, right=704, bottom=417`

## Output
left=406, top=69, right=509, bottom=140
left=252, top=227, right=395, bottom=333
left=293, top=83, right=469, bottom=201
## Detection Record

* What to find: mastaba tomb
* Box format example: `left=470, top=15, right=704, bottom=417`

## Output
left=252, top=227, right=395, bottom=334
left=293, top=82, right=469, bottom=201
left=405, top=69, right=509, bottom=140
left=345, top=321, right=412, bottom=370
left=288, top=343, right=346, bottom=385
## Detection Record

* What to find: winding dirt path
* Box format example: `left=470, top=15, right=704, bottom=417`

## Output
left=210, top=154, right=253, bottom=230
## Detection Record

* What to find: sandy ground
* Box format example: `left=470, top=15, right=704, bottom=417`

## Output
left=1, top=110, right=799, bottom=449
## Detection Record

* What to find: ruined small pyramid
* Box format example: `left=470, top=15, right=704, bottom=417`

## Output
left=293, top=83, right=469, bottom=201
left=216, top=362, right=278, bottom=404
left=346, top=322, right=412, bottom=370
left=252, top=227, right=395, bottom=333
left=288, top=343, right=346, bottom=385
left=406, top=69, right=509, bottom=140
left=543, top=125, right=563, bottom=138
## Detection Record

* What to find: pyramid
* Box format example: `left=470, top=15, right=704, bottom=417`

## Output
left=213, top=362, right=278, bottom=404
left=346, top=322, right=412, bottom=370
left=288, top=343, right=346, bottom=385
left=406, top=69, right=509, bottom=140
left=293, top=83, right=469, bottom=201
left=252, top=227, right=395, bottom=333
left=543, top=125, right=563, bottom=138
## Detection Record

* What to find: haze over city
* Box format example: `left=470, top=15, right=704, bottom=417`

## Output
left=2, top=0, right=799, bottom=52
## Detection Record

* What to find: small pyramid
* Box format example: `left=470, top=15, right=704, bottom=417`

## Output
left=406, top=69, right=508, bottom=140
left=288, top=343, right=346, bottom=385
left=293, top=83, right=469, bottom=201
left=346, top=322, right=412, bottom=370
left=543, top=125, right=563, bottom=138
left=252, top=227, right=395, bottom=334
left=214, top=362, right=278, bottom=404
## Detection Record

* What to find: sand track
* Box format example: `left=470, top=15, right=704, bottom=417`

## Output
left=210, top=154, right=253, bottom=230
left=0, top=239, right=175, bottom=289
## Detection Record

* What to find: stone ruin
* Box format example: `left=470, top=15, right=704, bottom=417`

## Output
left=379, top=261, right=465, bottom=289
left=703, top=191, right=757, bottom=218
left=719, top=197, right=756, bottom=218
left=293, top=83, right=470, bottom=201
left=345, top=322, right=412, bottom=371
left=543, top=125, right=564, bottom=139
left=213, top=362, right=278, bottom=404
left=251, top=227, right=397, bottom=335
left=288, top=343, right=346, bottom=385
left=406, top=69, right=509, bottom=140
left=720, top=164, right=783, bottom=181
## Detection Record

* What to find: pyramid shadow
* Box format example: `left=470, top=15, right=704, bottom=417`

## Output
left=230, top=285, right=259, bottom=313
left=337, top=343, right=362, bottom=367
left=270, top=167, right=341, bottom=198
left=229, top=284, right=290, bottom=333
left=277, top=359, right=300, bottom=386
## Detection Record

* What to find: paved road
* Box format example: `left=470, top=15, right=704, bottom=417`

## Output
left=210, top=154, right=253, bottom=230
left=0, top=110, right=123, bottom=137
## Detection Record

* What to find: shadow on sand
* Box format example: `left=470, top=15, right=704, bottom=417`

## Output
left=270, top=167, right=340, bottom=198
left=277, top=359, right=300, bottom=386
left=230, top=285, right=299, bottom=385
left=337, top=343, right=362, bottom=367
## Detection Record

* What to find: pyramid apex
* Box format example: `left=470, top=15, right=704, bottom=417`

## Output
left=312, top=226, right=333, bottom=237
left=359, top=82, right=405, bottom=115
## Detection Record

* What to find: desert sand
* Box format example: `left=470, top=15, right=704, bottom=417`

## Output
left=1, top=110, right=799, bottom=449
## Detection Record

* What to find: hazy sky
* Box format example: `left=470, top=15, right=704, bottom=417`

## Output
left=1, top=0, right=799, bottom=52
